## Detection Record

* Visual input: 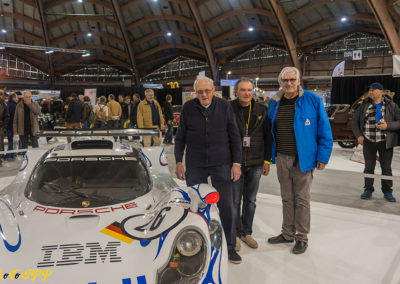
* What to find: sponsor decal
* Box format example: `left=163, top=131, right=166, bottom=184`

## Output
left=32, top=202, right=137, bottom=215
left=159, top=148, right=168, bottom=166
left=88, top=276, right=147, bottom=284
left=101, top=222, right=134, bottom=244
left=305, top=118, right=311, bottom=126
left=138, top=150, right=152, bottom=167
left=120, top=144, right=130, bottom=150
left=0, top=268, right=53, bottom=281
left=19, top=155, right=28, bottom=172
left=37, top=242, right=121, bottom=268
left=121, top=206, right=188, bottom=241
left=0, top=200, right=21, bottom=252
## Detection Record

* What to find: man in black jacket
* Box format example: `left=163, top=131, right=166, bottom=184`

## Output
left=352, top=82, right=400, bottom=202
left=175, top=76, right=243, bottom=264
left=0, top=91, right=10, bottom=166
left=230, top=78, right=272, bottom=251
left=65, top=93, right=82, bottom=143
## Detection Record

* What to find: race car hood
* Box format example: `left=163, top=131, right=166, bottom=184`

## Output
left=0, top=184, right=218, bottom=284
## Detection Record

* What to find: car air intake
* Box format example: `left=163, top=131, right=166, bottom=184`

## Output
left=71, top=140, right=114, bottom=150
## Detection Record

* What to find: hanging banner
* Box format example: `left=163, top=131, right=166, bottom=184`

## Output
left=393, top=55, right=400, bottom=77
left=84, top=89, right=97, bottom=107
left=332, top=61, right=345, bottom=77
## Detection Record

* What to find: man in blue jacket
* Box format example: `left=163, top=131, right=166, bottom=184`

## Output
left=267, top=67, right=333, bottom=254
left=175, top=76, right=243, bottom=263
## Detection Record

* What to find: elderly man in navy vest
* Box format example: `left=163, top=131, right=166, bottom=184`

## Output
left=175, top=76, right=243, bottom=264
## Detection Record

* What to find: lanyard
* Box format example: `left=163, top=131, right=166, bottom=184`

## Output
left=245, top=102, right=251, bottom=135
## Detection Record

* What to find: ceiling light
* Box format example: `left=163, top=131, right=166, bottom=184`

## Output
left=45, top=50, right=54, bottom=54
left=256, top=77, right=259, bottom=81
left=248, top=27, right=254, bottom=32
left=167, top=32, right=172, bottom=36
left=1, top=29, right=6, bottom=34
left=87, top=33, right=92, bottom=37
left=341, top=17, right=347, bottom=22
left=82, top=52, right=90, bottom=57
left=77, top=0, right=83, bottom=2
left=0, top=46, right=5, bottom=50
left=227, top=71, right=232, bottom=75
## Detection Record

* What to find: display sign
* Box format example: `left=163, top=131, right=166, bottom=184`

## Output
left=220, top=79, right=239, bottom=86
left=344, top=50, right=363, bottom=61
left=84, top=89, right=97, bottom=107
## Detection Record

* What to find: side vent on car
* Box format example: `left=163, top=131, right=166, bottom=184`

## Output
left=71, top=140, right=114, bottom=150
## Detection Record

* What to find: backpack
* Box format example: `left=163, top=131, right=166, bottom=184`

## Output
left=96, top=105, right=106, bottom=122
left=88, top=105, right=96, bottom=124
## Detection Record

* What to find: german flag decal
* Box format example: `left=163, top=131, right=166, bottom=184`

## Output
left=101, top=222, right=134, bottom=244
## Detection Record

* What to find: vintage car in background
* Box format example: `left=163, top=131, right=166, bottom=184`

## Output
left=0, top=129, right=227, bottom=283
left=327, top=90, right=395, bottom=149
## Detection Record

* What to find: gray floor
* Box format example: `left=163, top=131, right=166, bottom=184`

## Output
left=2, top=141, right=400, bottom=215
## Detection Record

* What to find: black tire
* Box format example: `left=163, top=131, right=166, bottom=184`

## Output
left=338, top=141, right=356, bottom=148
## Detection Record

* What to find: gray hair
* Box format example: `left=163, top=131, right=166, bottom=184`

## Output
left=234, top=77, right=254, bottom=94
left=193, top=76, right=214, bottom=90
left=144, top=89, right=154, bottom=95
left=278, top=66, right=301, bottom=83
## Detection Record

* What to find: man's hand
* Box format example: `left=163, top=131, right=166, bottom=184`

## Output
left=176, top=162, right=185, bottom=180
left=262, top=163, right=270, bottom=176
left=377, top=121, right=388, bottom=130
left=317, top=162, right=326, bottom=170
left=231, top=164, right=241, bottom=182
left=357, top=136, right=364, bottom=145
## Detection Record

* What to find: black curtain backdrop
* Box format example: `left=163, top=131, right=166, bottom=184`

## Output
left=60, top=86, right=183, bottom=105
left=331, top=75, right=400, bottom=106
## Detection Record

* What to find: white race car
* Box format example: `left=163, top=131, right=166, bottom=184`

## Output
left=0, top=130, right=227, bottom=283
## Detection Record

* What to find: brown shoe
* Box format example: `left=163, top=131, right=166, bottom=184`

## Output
left=235, top=236, right=241, bottom=251
left=241, top=234, right=258, bottom=249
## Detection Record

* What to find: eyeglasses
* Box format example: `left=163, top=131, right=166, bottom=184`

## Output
left=196, top=88, right=214, bottom=95
left=281, top=78, right=297, bottom=83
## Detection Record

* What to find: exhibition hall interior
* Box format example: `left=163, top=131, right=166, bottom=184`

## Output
left=0, top=0, right=400, bottom=283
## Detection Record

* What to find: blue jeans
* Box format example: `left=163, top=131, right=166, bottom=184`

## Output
left=83, top=121, right=90, bottom=129
left=232, top=165, right=262, bottom=237
left=94, top=121, right=105, bottom=129
left=186, top=164, right=235, bottom=251
left=5, top=129, right=15, bottom=159
left=164, top=121, right=174, bottom=143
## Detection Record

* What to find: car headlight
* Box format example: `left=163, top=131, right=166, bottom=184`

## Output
left=208, top=219, right=222, bottom=250
left=177, top=230, right=203, bottom=257
left=157, top=229, right=207, bottom=284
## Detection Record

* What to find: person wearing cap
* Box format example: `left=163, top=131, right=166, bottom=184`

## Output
left=352, top=82, right=400, bottom=202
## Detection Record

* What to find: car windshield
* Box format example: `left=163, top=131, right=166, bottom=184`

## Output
left=26, top=156, right=151, bottom=208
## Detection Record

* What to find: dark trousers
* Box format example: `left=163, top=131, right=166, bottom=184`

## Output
left=363, top=139, right=393, bottom=193
left=186, top=164, right=235, bottom=251
left=20, top=131, right=38, bottom=151
left=164, top=121, right=174, bottom=143
left=5, top=128, right=15, bottom=159
left=108, top=120, right=119, bottom=141
left=232, top=165, right=262, bottom=237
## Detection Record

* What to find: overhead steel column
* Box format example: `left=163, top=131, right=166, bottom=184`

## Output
left=35, top=0, right=54, bottom=87
left=367, top=0, right=400, bottom=54
left=186, top=0, right=218, bottom=82
left=266, top=0, right=301, bottom=71
left=110, top=0, right=140, bottom=86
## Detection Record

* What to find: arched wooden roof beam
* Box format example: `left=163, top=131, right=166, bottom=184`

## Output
left=289, top=0, right=365, bottom=19
left=367, top=0, right=400, bottom=54
left=302, top=27, right=382, bottom=47
left=13, top=30, right=44, bottom=44
left=127, top=15, right=194, bottom=31
left=54, top=55, right=130, bottom=74
left=211, top=25, right=280, bottom=45
left=44, top=0, right=112, bottom=10
left=186, top=0, right=218, bottom=81
left=122, top=0, right=185, bottom=10
left=298, top=14, right=377, bottom=38
left=1, top=12, right=41, bottom=28
left=19, top=0, right=35, bottom=8
left=133, top=30, right=201, bottom=46
left=51, top=31, right=124, bottom=46
left=136, top=44, right=205, bottom=60
left=35, top=0, right=54, bottom=86
left=205, top=8, right=273, bottom=27
left=214, top=40, right=284, bottom=53
left=267, top=0, right=301, bottom=71
left=50, top=17, right=118, bottom=30
left=111, top=0, right=140, bottom=86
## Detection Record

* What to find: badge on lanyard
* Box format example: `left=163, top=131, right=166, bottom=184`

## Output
left=243, top=136, right=251, bottom=147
